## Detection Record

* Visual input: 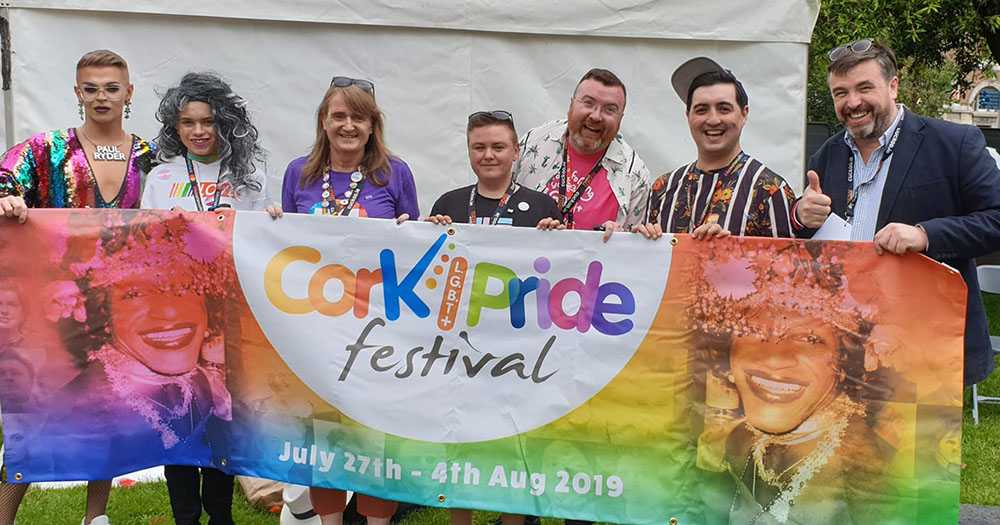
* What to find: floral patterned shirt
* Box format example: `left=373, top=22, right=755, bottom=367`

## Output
left=511, top=119, right=651, bottom=228
left=648, top=153, right=796, bottom=237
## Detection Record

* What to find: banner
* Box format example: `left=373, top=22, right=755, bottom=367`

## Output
left=0, top=209, right=965, bottom=524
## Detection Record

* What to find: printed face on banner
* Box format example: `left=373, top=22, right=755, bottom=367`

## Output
left=0, top=357, right=33, bottom=405
left=235, top=214, right=671, bottom=442
left=0, top=289, right=24, bottom=332
left=110, top=269, right=209, bottom=376
left=730, top=316, right=840, bottom=434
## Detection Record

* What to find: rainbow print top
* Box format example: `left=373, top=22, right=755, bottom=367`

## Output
left=0, top=128, right=155, bottom=209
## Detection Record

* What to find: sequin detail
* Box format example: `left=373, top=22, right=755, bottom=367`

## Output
left=0, top=128, right=156, bottom=209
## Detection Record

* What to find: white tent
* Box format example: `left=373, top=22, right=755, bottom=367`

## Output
left=1, top=1, right=819, bottom=210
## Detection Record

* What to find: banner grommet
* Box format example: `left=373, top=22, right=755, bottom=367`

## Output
left=438, top=494, right=446, bottom=503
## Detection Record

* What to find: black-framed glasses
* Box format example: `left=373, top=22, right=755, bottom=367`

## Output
left=469, top=110, right=514, bottom=122
left=331, top=76, right=375, bottom=95
left=828, top=39, right=873, bottom=62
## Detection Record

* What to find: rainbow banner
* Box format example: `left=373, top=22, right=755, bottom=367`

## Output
left=0, top=209, right=965, bottom=524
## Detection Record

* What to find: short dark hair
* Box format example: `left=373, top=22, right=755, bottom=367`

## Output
left=575, top=68, right=627, bottom=103
left=828, top=40, right=897, bottom=82
left=467, top=112, right=518, bottom=145
left=686, top=71, right=748, bottom=111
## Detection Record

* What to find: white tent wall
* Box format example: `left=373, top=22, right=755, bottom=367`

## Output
left=2, top=2, right=819, bottom=211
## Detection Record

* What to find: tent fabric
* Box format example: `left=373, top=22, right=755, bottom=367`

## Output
left=2, top=2, right=818, bottom=209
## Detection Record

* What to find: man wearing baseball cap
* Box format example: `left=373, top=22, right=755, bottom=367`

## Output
left=636, top=57, right=796, bottom=241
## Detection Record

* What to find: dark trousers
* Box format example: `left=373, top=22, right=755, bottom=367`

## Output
left=164, top=465, right=235, bottom=525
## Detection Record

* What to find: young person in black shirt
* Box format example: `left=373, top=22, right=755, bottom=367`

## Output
left=427, top=110, right=561, bottom=228
left=427, top=111, right=557, bottom=525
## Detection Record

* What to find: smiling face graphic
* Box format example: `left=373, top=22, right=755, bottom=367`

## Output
left=110, top=269, right=208, bottom=376
left=730, top=315, right=841, bottom=434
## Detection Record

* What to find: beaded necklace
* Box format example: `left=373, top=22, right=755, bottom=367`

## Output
left=321, top=166, right=366, bottom=216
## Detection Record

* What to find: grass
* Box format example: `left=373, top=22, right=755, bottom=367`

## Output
left=9, top=482, right=505, bottom=524
left=8, top=295, right=1000, bottom=520
left=960, top=292, right=1000, bottom=506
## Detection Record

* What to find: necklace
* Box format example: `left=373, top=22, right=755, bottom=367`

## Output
left=730, top=395, right=865, bottom=524
left=321, top=166, right=366, bottom=216
left=76, top=127, right=130, bottom=162
left=92, top=345, right=198, bottom=449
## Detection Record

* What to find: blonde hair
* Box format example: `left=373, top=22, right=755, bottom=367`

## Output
left=76, top=49, right=128, bottom=72
left=301, top=85, right=393, bottom=188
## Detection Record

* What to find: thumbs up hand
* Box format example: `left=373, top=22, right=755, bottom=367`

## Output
left=796, top=170, right=833, bottom=228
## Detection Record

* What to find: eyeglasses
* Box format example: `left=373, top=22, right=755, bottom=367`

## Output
left=828, top=39, right=874, bottom=62
left=331, top=76, right=375, bottom=95
left=573, top=97, right=621, bottom=117
left=468, top=110, right=514, bottom=122
left=77, top=84, right=126, bottom=102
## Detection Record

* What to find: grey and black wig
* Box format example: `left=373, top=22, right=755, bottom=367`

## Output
left=154, top=72, right=266, bottom=192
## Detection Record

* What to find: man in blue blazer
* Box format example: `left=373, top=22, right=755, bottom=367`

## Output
left=795, top=39, right=1000, bottom=386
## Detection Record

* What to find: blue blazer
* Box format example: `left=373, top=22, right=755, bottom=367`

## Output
left=806, top=109, right=1000, bottom=386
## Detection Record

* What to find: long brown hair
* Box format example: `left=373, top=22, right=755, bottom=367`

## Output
left=300, top=85, right=393, bottom=188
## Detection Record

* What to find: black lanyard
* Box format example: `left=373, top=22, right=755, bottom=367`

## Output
left=468, top=181, right=516, bottom=225
left=185, top=157, right=223, bottom=212
left=558, top=134, right=606, bottom=225
left=680, top=152, right=748, bottom=232
left=324, top=170, right=367, bottom=216
left=845, top=111, right=904, bottom=220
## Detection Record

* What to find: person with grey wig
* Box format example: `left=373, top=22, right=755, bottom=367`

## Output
left=139, top=71, right=278, bottom=525
left=140, top=71, right=281, bottom=216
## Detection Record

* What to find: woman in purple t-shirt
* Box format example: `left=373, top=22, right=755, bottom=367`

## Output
left=281, top=77, right=418, bottom=221
left=280, top=77, right=418, bottom=525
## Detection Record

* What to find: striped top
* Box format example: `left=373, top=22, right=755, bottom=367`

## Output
left=647, top=153, right=796, bottom=237
left=0, top=128, right=155, bottom=209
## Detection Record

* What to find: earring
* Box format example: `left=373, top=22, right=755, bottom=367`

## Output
left=726, top=373, right=736, bottom=384
left=78, top=102, right=84, bottom=121
left=124, top=100, right=132, bottom=120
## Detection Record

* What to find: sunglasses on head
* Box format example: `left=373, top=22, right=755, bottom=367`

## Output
left=468, top=110, right=513, bottom=122
left=828, top=39, right=874, bottom=62
left=331, top=76, right=375, bottom=95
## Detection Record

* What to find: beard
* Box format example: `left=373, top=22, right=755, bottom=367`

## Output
left=844, top=104, right=895, bottom=141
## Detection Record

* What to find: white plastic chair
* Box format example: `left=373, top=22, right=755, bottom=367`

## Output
left=972, top=265, right=1000, bottom=426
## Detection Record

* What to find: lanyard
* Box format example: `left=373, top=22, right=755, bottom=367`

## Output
left=468, top=181, right=516, bottom=225
left=680, top=152, right=748, bottom=232
left=322, top=169, right=367, bottom=216
left=845, top=111, right=904, bottom=220
left=185, top=157, right=223, bottom=212
left=558, top=134, right=606, bottom=225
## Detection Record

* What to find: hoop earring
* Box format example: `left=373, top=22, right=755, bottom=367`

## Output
left=78, top=102, right=84, bottom=121
left=124, top=100, right=132, bottom=120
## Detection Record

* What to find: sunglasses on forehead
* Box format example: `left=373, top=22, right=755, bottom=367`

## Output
left=468, top=110, right=513, bottom=122
left=331, top=76, right=376, bottom=95
left=828, top=39, right=874, bottom=62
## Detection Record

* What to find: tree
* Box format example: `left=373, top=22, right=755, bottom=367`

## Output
left=809, top=0, right=1000, bottom=124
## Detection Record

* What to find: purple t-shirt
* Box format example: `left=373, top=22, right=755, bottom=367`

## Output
left=281, top=156, right=419, bottom=219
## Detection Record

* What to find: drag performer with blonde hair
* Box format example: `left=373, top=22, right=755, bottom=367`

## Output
left=0, top=49, right=156, bottom=525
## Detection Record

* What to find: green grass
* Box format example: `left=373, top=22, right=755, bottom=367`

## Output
left=9, top=482, right=510, bottom=524
left=961, top=293, right=1000, bottom=506
left=8, top=294, right=1000, bottom=520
